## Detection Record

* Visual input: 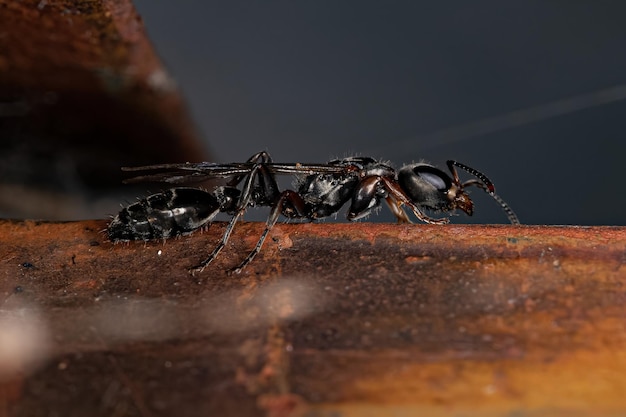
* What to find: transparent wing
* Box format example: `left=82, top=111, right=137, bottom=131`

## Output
left=121, top=162, right=349, bottom=184
left=121, top=162, right=254, bottom=184
left=265, top=163, right=349, bottom=175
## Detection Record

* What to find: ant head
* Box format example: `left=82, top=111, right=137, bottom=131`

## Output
left=397, top=163, right=474, bottom=215
left=446, top=160, right=520, bottom=225
left=397, top=160, right=520, bottom=224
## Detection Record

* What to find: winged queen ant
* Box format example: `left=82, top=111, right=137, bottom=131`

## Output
left=108, top=151, right=519, bottom=273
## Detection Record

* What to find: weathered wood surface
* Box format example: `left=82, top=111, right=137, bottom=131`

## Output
left=0, top=220, right=624, bottom=416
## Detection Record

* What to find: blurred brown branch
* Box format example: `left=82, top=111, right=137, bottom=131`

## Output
left=0, top=0, right=210, bottom=219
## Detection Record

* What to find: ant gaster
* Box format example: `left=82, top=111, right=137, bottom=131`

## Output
left=108, top=151, right=519, bottom=274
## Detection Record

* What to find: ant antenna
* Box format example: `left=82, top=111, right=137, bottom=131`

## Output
left=447, top=160, right=520, bottom=225
left=487, top=190, right=520, bottom=225
left=448, top=160, right=495, bottom=193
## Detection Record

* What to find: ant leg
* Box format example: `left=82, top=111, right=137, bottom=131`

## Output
left=190, top=209, right=243, bottom=273
left=226, top=151, right=274, bottom=187
left=191, top=161, right=278, bottom=273
left=230, top=190, right=307, bottom=274
left=384, top=196, right=412, bottom=224
left=246, top=150, right=273, bottom=163
left=381, top=178, right=449, bottom=224
left=226, top=150, right=281, bottom=204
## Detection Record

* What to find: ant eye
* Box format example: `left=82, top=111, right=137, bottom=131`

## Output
left=414, top=166, right=451, bottom=191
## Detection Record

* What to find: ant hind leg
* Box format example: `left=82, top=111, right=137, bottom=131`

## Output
left=230, top=190, right=307, bottom=274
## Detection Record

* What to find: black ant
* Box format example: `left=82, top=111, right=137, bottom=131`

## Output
left=107, top=151, right=519, bottom=274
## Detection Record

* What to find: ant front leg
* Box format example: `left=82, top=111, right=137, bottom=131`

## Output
left=384, top=196, right=412, bottom=224
left=381, top=177, right=449, bottom=224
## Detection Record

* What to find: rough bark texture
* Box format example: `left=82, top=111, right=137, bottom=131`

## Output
left=1, top=220, right=625, bottom=416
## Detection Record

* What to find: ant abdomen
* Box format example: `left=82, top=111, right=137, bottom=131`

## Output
left=108, top=188, right=226, bottom=241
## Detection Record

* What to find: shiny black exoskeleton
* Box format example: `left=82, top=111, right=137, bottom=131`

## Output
left=108, top=151, right=519, bottom=273
left=108, top=187, right=239, bottom=240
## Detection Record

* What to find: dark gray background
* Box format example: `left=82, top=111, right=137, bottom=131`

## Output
left=133, top=1, right=626, bottom=225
